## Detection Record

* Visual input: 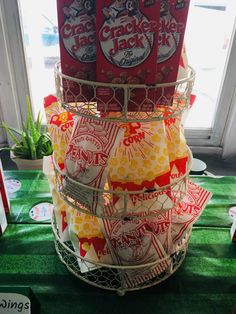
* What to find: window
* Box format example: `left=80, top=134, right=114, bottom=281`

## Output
left=185, top=0, right=235, bottom=129
left=0, top=0, right=236, bottom=155
left=19, top=0, right=59, bottom=121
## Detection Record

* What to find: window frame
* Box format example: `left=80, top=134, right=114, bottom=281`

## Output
left=186, top=17, right=236, bottom=151
left=0, top=0, right=31, bottom=145
left=0, top=0, right=236, bottom=156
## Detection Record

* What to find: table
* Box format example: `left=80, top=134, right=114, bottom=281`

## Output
left=0, top=171, right=236, bottom=314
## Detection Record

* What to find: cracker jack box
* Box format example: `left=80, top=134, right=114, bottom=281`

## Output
left=0, top=160, right=10, bottom=213
left=57, top=0, right=96, bottom=102
left=97, top=0, right=160, bottom=112
left=156, top=0, right=190, bottom=105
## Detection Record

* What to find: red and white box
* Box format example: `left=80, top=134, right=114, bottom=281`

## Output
left=0, top=159, right=10, bottom=213
left=96, top=0, right=160, bottom=112
left=0, top=160, right=8, bottom=235
left=57, top=0, right=96, bottom=101
left=0, top=194, right=7, bottom=236
left=156, top=0, right=190, bottom=105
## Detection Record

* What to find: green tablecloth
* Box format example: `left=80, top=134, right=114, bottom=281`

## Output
left=0, top=171, right=236, bottom=314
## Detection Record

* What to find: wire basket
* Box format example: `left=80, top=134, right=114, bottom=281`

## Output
left=53, top=148, right=192, bottom=219
left=52, top=64, right=195, bottom=294
left=51, top=210, right=190, bottom=295
left=55, top=62, right=195, bottom=123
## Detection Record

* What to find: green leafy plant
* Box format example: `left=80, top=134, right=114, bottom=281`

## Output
left=0, top=96, right=53, bottom=160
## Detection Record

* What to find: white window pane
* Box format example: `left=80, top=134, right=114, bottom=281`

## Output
left=19, top=0, right=60, bottom=121
left=184, top=1, right=236, bottom=129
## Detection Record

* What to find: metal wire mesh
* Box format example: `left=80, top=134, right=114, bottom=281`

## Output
left=53, top=148, right=192, bottom=219
left=55, top=63, right=195, bottom=123
left=51, top=211, right=190, bottom=294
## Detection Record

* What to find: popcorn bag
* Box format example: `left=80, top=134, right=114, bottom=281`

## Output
left=57, top=0, right=96, bottom=101
left=100, top=180, right=212, bottom=288
left=171, top=180, right=212, bottom=253
left=43, top=145, right=112, bottom=271
left=43, top=156, right=71, bottom=242
left=44, top=95, right=75, bottom=170
left=51, top=181, right=71, bottom=242
left=44, top=95, right=75, bottom=242
left=101, top=211, right=172, bottom=288
left=108, top=120, right=173, bottom=216
left=165, top=115, right=189, bottom=176
left=68, top=208, right=112, bottom=273
left=43, top=156, right=112, bottom=268
left=96, top=0, right=160, bottom=112
left=65, top=116, right=124, bottom=215
left=156, top=0, right=190, bottom=105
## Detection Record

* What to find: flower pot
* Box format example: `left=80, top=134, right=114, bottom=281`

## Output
left=10, top=150, right=43, bottom=170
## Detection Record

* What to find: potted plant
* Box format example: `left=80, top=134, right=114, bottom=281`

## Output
left=0, top=96, right=53, bottom=170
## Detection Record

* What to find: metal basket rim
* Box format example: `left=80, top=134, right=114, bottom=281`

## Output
left=55, top=62, right=196, bottom=89
left=54, top=238, right=188, bottom=293
left=51, top=209, right=191, bottom=270
left=54, top=147, right=193, bottom=196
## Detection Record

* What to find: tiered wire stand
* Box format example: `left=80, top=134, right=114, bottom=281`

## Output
left=52, top=63, right=195, bottom=294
